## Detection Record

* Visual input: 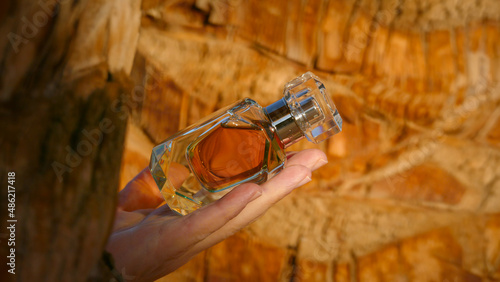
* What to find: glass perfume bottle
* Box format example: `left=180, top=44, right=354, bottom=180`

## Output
left=149, top=72, right=342, bottom=215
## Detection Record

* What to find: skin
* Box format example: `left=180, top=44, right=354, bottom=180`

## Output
left=106, top=149, right=328, bottom=281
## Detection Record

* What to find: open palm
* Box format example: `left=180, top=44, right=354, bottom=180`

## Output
left=106, top=149, right=327, bottom=281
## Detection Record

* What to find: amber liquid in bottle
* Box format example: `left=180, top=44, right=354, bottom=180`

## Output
left=190, top=125, right=265, bottom=189
left=188, top=119, right=284, bottom=192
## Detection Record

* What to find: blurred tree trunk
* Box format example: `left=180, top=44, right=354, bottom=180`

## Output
left=0, top=0, right=140, bottom=281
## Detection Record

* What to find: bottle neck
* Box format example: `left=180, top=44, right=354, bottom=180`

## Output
left=264, top=98, right=304, bottom=148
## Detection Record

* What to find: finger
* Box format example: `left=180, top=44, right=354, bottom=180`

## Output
left=111, top=209, right=150, bottom=232
left=186, top=162, right=325, bottom=255
left=257, top=165, right=311, bottom=207
left=118, top=162, right=191, bottom=211
left=177, top=150, right=326, bottom=239
left=287, top=148, right=328, bottom=170
left=167, top=162, right=191, bottom=188
left=161, top=149, right=327, bottom=256
left=186, top=149, right=327, bottom=253
left=118, top=168, right=163, bottom=211
left=185, top=166, right=311, bottom=255
left=286, top=151, right=298, bottom=159
left=164, top=182, right=263, bottom=248
left=250, top=149, right=327, bottom=207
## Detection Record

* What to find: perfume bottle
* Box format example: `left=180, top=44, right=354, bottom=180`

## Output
left=149, top=72, right=342, bottom=215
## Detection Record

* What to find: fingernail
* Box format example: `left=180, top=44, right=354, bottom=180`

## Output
left=297, top=176, right=312, bottom=186
left=312, top=158, right=328, bottom=170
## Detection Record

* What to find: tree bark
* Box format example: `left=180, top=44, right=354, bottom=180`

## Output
left=0, top=0, right=140, bottom=281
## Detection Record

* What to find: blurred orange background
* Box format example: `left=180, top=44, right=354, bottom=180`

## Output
left=116, top=0, right=500, bottom=281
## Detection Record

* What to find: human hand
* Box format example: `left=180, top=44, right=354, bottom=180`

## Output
left=106, top=149, right=328, bottom=281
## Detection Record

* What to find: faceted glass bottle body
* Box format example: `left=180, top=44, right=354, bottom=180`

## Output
left=149, top=99, right=286, bottom=215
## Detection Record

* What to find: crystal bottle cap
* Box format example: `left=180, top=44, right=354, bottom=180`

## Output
left=283, top=72, right=342, bottom=143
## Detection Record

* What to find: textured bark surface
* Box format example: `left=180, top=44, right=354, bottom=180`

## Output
left=3, top=0, right=497, bottom=281
left=118, top=0, right=500, bottom=281
left=0, top=0, right=140, bottom=281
